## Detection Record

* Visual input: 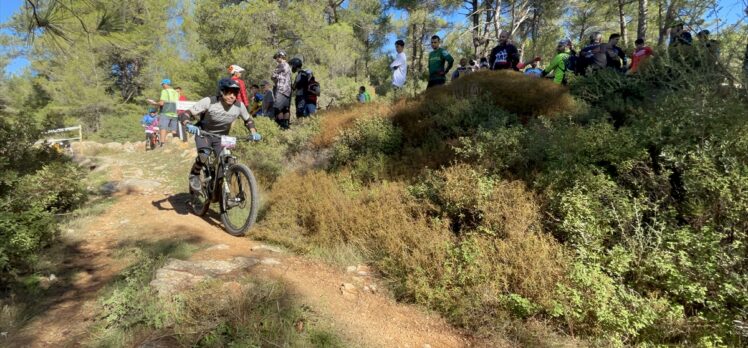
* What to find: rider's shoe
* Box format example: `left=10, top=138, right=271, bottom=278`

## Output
left=189, top=174, right=202, bottom=192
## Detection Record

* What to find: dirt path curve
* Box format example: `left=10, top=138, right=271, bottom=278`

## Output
left=10, top=143, right=475, bottom=348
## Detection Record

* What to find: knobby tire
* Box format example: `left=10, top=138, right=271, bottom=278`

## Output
left=220, top=164, right=259, bottom=236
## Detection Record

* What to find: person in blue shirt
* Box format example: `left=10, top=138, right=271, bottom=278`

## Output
left=524, top=59, right=544, bottom=77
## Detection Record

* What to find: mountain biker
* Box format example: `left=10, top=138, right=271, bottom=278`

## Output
left=180, top=78, right=261, bottom=192
left=141, top=108, right=160, bottom=142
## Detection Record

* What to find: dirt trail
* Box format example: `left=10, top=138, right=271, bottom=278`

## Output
left=9, top=142, right=475, bottom=348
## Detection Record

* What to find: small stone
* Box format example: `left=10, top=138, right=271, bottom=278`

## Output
left=340, top=283, right=358, bottom=300
left=206, top=244, right=230, bottom=251
left=345, top=266, right=357, bottom=273
left=423, top=345, right=432, bottom=348
left=49, top=274, right=57, bottom=282
left=368, top=284, right=378, bottom=293
left=356, top=270, right=369, bottom=276
left=119, top=219, right=129, bottom=224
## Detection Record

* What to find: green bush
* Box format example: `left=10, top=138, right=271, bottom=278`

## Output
left=331, top=116, right=402, bottom=169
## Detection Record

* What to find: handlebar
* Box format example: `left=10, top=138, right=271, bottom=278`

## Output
left=195, top=128, right=255, bottom=142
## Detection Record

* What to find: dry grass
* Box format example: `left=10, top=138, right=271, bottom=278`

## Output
left=256, top=167, right=571, bottom=344
left=312, top=102, right=394, bottom=148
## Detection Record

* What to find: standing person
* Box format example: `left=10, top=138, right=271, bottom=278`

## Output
left=427, top=35, right=454, bottom=89
left=260, top=80, right=275, bottom=119
left=175, top=87, right=189, bottom=142
left=489, top=31, right=520, bottom=71
left=358, top=86, right=371, bottom=103
left=606, top=34, right=627, bottom=72
left=248, top=84, right=263, bottom=116
left=542, top=41, right=571, bottom=85
left=452, top=58, right=471, bottom=80
left=628, top=38, right=654, bottom=74
left=524, top=60, right=543, bottom=77
left=228, top=65, right=249, bottom=108
left=669, top=22, right=693, bottom=47
left=147, top=79, right=180, bottom=146
left=696, top=30, right=720, bottom=64
left=289, top=57, right=313, bottom=118
left=271, top=50, right=292, bottom=130
left=579, top=32, right=607, bottom=74
left=390, top=39, right=408, bottom=99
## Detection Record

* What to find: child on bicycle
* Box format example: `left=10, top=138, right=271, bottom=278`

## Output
left=142, top=108, right=161, bottom=149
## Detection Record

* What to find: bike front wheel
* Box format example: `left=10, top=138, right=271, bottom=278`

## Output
left=220, top=164, right=259, bottom=236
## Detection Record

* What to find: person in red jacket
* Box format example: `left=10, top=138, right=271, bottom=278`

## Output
left=228, top=64, right=249, bottom=108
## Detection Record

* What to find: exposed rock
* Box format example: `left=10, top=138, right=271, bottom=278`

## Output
left=100, top=179, right=162, bottom=195
left=104, top=142, right=122, bottom=151
left=346, top=266, right=357, bottom=273
left=206, top=244, right=230, bottom=251
left=251, top=244, right=284, bottom=253
left=260, top=258, right=281, bottom=266
left=340, top=282, right=358, bottom=300
left=150, top=257, right=258, bottom=296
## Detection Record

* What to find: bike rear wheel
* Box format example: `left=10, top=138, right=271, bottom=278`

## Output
left=220, top=164, right=259, bottom=236
left=190, top=167, right=211, bottom=216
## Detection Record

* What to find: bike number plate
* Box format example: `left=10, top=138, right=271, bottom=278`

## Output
left=221, top=136, right=237, bottom=149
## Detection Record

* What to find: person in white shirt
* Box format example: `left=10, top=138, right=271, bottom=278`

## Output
left=390, top=39, right=408, bottom=99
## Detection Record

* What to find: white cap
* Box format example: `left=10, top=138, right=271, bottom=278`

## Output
left=228, top=65, right=245, bottom=74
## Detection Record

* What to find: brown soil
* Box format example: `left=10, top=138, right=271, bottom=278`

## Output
left=7, top=143, right=477, bottom=348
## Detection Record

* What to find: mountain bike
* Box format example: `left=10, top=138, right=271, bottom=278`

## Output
left=189, top=130, right=259, bottom=236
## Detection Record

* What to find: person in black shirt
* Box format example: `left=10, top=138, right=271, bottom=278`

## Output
left=489, top=31, right=520, bottom=71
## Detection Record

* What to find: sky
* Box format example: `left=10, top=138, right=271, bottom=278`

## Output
left=1, top=0, right=746, bottom=75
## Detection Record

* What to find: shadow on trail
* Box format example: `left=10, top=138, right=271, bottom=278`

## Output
left=151, top=192, right=192, bottom=215
left=151, top=192, right=228, bottom=234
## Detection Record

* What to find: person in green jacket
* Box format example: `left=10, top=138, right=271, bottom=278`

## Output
left=542, top=41, right=571, bottom=85
left=427, top=35, right=454, bottom=89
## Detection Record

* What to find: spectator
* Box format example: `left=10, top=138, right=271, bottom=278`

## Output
left=489, top=30, right=520, bottom=70
left=542, top=41, right=571, bottom=85
left=670, top=22, right=693, bottom=47
left=248, top=84, right=262, bottom=116
left=579, top=32, right=607, bottom=73
left=452, top=58, right=471, bottom=80
left=358, top=86, right=371, bottom=103
left=175, top=86, right=188, bottom=142
left=468, top=59, right=478, bottom=72
left=147, top=78, right=179, bottom=146
left=524, top=59, right=543, bottom=77
left=606, top=33, right=627, bottom=72
left=228, top=65, right=249, bottom=108
left=260, top=80, right=275, bottom=119
left=427, top=35, right=454, bottom=89
left=390, top=39, right=408, bottom=94
left=628, top=38, right=654, bottom=74
left=289, top=57, right=313, bottom=118
left=696, top=30, right=720, bottom=63
left=271, top=50, right=292, bottom=130
left=479, top=57, right=490, bottom=70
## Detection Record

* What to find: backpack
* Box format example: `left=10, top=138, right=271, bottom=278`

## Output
left=306, top=76, right=321, bottom=103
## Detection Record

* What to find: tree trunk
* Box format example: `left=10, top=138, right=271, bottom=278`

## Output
left=658, top=0, right=678, bottom=47
left=743, top=42, right=748, bottom=83
left=637, top=0, right=648, bottom=40
left=618, top=0, right=628, bottom=46
left=469, top=0, right=480, bottom=56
